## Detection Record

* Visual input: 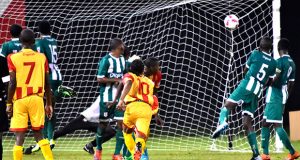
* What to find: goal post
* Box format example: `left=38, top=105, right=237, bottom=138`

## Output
left=0, top=0, right=281, bottom=152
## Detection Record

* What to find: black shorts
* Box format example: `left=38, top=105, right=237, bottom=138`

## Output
left=0, top=100, right=9, bottom=132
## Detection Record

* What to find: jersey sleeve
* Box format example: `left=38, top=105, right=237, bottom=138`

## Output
left=0, top=43, right=8, bottom=57
left=246, top=51, right=255, bottom=68
left=122, top=73, right=134, bottom=84
left=0, top=56, right=9, bottom=83
left=7, top=54, right=16, bottom=72
left=269, top=60, right=277, bottom=78
left=275, top=59, right=282, bottom=74
left=97, top=58, right=109, bottom=78
left=289, top=63, right=296, bottom=81
left=35, top=40, right=45, bottom=53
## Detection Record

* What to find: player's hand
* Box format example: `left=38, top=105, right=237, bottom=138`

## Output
left=106, top=101, right=116, bottom=109
left=154, top=114, right=164, bottom=127
left=45, top=104, right=53, bottom=119
left=114, top=78, right=122, bottom=86
left=6, top=103, right=13, bottom=118
left=117, top=100, right=126, bottom=111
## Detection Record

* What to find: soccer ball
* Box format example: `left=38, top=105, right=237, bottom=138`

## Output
left=224, top=14, right=239, bottom=30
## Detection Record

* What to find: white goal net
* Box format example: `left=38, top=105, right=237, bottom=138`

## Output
left=1, top=0, right=278, bottom=152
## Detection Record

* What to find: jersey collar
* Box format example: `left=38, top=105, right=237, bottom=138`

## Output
left=282, top=54, right=290, bottom=57
left=22, top=48, right=34, bottom=52
left=42, top=35, right=51, bottom=38
left=109, top=52, right=122, bottom=59
left=262, top=51, right=271, bottom=56
left=11, top=38, right=19, bottom=41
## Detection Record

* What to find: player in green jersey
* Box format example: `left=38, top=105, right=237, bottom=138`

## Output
left=261, top=39, right=299, bottom=160
left=94, top=38, right=127, bottom=160
left=212, top=37, right=277, bottom=160
left=0, top=24, right=22, bottom=57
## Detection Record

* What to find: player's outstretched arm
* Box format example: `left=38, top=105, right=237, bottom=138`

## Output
left=116, top=80, right=132, bottom=111
left=6, top=71, right=16, bottom=118
left=108, top=82, right=124, bottom=108
left=97, top=77, right=121, bottom=84
left=44, top=72, right=53, bottom=119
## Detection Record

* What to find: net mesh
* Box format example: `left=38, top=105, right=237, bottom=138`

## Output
left=1, top=0, right=276, bottom=152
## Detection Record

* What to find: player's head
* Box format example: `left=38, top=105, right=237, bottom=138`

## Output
left=144, top=57, right=160, bottom=76
left=38, top=20, right=51, bottom=35
left=20, top=29, right=35, bottom=48
left=123, top=46, right=130, bottom=60
left=10, top=24, right=22, bottom=38
left=278, top=38, right=290, bottom=53
left=110, top=38, right=124, bottom=55
left=259, top=37, right=272, bottom=52
left=130, top=59, right=144, bottom=76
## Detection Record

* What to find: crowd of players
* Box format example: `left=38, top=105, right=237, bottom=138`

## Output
left=0, top=22, right=299, bottom=160
left=0, top=22, right=163, bottom=160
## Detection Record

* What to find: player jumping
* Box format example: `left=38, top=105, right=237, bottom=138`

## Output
left=261, top=38, right=299, bottom=160
left=212, top=37, right=277, bottom=160
left=117, top=59, right=155, bottom=160
left=6, top=29, right=54, bottom=160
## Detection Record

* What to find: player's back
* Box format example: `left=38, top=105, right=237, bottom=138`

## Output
left=7, top=49, right=48, bottom=100
left=0, top=38, right=22, bottom=57
left=124, top=72, right=155, bottom=106
left=36, top=36, right=58, bottom=64
left=273, top=55, right=296, bottom=88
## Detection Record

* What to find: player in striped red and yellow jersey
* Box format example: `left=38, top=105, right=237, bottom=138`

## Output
left=6, top=29, right=54, bottom=160
left=117, top=60, right=154, bottom=160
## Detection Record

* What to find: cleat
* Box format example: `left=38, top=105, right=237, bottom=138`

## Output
left=31, top=144, right=40, bottom=153
left=57, top=85, right=76, bottom=97
left=250, top=156, right=262, bottom=160
left=141, top=148, right=149, bottom=160
left=94, top=150, right=102, bottom=160
left=134, top=142, right=142, bottom=160
left=261, top=154, right=271, bottom=160
left=112, top=154, right=123, bottom=160
left=212, top=122, right=229, bottom=139
left=286, top=151, right=300, bottom=160
left=50, top=139, right=55, bottom=150
left=23, top=145, right=35, bottom=154
left=83, top=143, right=95, bottom=155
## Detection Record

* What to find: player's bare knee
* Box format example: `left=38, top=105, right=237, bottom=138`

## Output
left=116, top=120, right=123, bottom=130
left=123, top=126, right=133, bottom=134
left=225, top=101, right=236, bottom=110
left=262, top=119, right=270, bottom=127
left=273, top=123, right=282, bottom=128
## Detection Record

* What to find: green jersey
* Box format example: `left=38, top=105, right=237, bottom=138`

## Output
left=35, top=36, right=62, bottom=81
left=243, top=50, right=277, bottom=96
left=0, top=38, right=22, bottom=57
left=273, top=55, right=296, bottom=88
left=97, top=53, right=126, bottom=102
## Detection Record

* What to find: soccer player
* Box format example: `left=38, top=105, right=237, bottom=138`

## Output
left=0, top=24, right=22, bottom=57
left=6, top=29, right=54, bottom=160
left=261, top=39, right=299, bottom=160
left=0, top=55, right=10, bottom=160
left=212, top=37, right=277, bottom=160
left=94, top=38, right=127, bottom=160
left=117, top=59, right=155, bottom=160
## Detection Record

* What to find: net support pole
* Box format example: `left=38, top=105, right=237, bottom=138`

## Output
left=273, top=0, right=284, bottom=153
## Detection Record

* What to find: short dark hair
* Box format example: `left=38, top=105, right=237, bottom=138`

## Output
left=20, top=29, right=35, bottom=45
left=38, top=21, right=51, bottom=34
left=259, top=37, right=272, bottom=51
left=10, top=24, right=22, bottom=38
left=144, top=57, right=159, bottom=68
left=278, top=38, right=290, bottom=51
left=109, top=38, right=123, bottom=51
left=130, top=59, right=144, bottom=76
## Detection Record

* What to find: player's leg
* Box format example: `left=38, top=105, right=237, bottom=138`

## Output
left=123, top=103, right=137, bottom=156
left=261, top=119, right=271, bottom=160
left=0, top=100, right=9, bottom=159
left=14, top=132, right=26, bottom=160
left=29, top=95, right=53, bottom=160
left=113, top=109, right=126, bottom=159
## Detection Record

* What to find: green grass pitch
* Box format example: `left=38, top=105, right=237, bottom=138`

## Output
left=2, top=137, right=300, bottom=160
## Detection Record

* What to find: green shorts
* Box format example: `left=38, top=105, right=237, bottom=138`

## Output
left=99, top=100, right=124, bottom=122
left=263, top=87, right=285, bottom=123
left=228, top=83, right=258, bottom=118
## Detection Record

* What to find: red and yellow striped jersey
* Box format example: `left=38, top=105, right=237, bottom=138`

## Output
left=148, top=71, right=162, bottom=89
left=123, top=72, right=155, bottom=106
left=7, top=49, right=49, bottom=100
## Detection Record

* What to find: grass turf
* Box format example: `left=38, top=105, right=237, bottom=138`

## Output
left=2, top=137, right=300, bottom=160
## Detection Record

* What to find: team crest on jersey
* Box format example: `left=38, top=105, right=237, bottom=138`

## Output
left=104, top=112, right=108, bottom=117
left=109, top=73, right=123, bottom=78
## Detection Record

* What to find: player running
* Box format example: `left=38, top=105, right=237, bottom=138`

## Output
left=24, top=21, right=76, bottom=153
left=117, top=59, right=155, bottom=160
left=94, top=38, right=127, bottom=160
left=212, top=37, right=277, bottom=160
left=261, top=39, right=299, bottom=160
left=6, top=29, right=54, bottom=160
left=0, top=24, right=22, bottom=57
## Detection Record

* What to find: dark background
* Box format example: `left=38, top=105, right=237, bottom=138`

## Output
left=281, top=1, right=300, bottom=128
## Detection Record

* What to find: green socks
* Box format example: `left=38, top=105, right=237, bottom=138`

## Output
left=114, top=129, right=124, bottom=155
left=219, top=107, right=229, bottom=124
left=261, top=127, right=270, bottom=155
left=247, top=132, right=259, bottom=157
left=96, top=127, right=104, bottom=150
left=276, top=127, right=295, bottom=155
